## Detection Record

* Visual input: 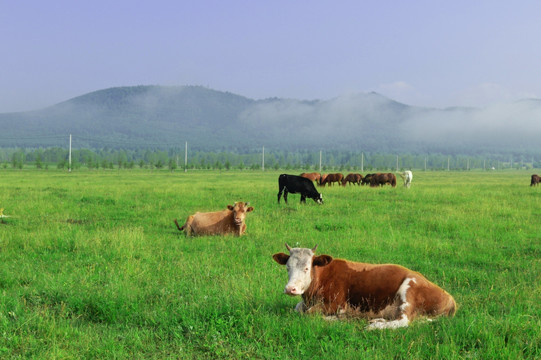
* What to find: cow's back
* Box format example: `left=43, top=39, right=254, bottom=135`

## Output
left=191, top=210, right=232, bottom=235
left=309, top=259, right=453, bottom=316
left=279, top=174, right=311, bottom=192
left=311, top=260, right=411, bottom=310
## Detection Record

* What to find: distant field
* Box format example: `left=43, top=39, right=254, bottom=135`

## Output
left=0, top=169, right=539, bottom=359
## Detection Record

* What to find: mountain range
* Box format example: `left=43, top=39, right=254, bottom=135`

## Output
left=1, top=85, right=540, bottom=155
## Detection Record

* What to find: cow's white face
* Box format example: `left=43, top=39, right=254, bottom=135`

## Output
left=282, top=248, right=314, bottom=295
left=316, top=194, right=323, bottom=204
left=273, top=245, right=332, bottom=296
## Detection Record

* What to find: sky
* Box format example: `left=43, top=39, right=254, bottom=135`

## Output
left=2, top=1, right=541, bottom=113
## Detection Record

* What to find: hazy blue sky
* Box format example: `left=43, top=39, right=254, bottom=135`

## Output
left=2, top=1, right=541, bottom=112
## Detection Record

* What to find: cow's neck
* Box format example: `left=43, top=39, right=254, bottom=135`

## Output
left=302, top=264, right=327, bottom=305
left=225, top=211, right=242, bottom=234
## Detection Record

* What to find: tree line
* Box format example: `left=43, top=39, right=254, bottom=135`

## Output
left=0, top=147, right=538, bottom=171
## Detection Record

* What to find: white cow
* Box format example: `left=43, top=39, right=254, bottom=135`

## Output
left=399, top=171, right=413, bottom=188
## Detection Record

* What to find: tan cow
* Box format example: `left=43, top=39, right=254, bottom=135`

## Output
left=273, top=244, right=456, bottom=330
left=174, top=202, right=254, bottom=236
left=300, top=172, right=321, bottom=184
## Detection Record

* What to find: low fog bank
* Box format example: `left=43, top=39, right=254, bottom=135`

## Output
left=0, top=86, right=540, bottom=154
left=240, top=93, right=541, bottom=153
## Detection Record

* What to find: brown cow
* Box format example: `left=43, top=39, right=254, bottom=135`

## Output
left=318, top=174, right=328, bottom=187
left=342, top=173, right=363, bottom=186
left=361, top=173, right=375, bottom=186
left=321, top=173, right=343, bottom=186
left=531, top=174, right=540, bottom=186
left=300, top=172, right=321, bottom=183
left=273, top=244, right=456, bottom=330
left=174, top=202, right=254, bottom=236
left=370, top=173, right=397, bottom=187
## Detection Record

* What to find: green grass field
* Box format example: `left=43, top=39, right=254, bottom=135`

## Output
left=0, top=169, right=539, bottom=359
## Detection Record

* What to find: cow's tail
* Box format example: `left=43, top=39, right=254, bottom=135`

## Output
left=174, top=219, right=185, bottom=231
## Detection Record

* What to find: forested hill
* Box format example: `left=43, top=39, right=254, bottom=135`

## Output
left=1, top=85, right=540, bottom=155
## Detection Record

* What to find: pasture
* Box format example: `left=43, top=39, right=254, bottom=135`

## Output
left=0, top=169, right=539, bottom=359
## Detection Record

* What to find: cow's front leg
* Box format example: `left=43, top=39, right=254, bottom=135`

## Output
left=300, top=194, right=306, bottom=203
left=283, top=191, right=288, bottom=204
left=295, top=301, right=307, bottom=312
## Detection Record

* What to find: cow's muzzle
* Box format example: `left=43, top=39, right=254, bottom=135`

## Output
left=284, top=285, right=302, bottom=296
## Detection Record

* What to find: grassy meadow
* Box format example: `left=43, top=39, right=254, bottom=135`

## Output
left=0, top=168, right=539, bottom=359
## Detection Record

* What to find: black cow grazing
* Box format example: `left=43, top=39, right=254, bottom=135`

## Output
left=531, top=174, right=540, bottom=186
left=278, top=174, right=323, bottom=204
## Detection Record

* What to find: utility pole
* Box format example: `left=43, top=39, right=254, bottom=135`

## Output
left=68, top=134, right=72, bottom=172
left=262, top=146, right=265, bottom=171
left=184, top=141, right=187, bottom=172
left=396, top=155, right=399, bottom=172
left=424, top=156, right=427, bottom=171
left=361, top=152, right=364, bottom=172
left=319, top=150, right=322, bottom=173
left=447, top=156, right=450, bottom=171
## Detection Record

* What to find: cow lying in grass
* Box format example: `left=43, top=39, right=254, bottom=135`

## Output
left=273, top=244, right=456, bottom=330
left=174, top=202, right=254, bottom=236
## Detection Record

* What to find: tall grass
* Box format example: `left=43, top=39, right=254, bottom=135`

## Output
left=0, top=169, right=539, bottom=359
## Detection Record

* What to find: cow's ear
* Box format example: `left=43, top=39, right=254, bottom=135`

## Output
left=246, top=206, right=254, bottom=212
left=313, top=255, right=333, bottom=267
left=227, top=205, right=234, bottom=210
left=272, top=253, right=289, bottom=265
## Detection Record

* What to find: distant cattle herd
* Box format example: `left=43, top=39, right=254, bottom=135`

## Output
left=301, top=171, right=410, bottom=188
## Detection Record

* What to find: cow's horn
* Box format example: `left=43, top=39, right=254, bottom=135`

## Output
left=285, top=243, right=292, bottom=252
left=311, top=244, right=318, bottom=253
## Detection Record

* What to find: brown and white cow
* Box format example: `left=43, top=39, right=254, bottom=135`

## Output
left=174, top=202, right=254, bottom=236
left=273, top=244, right=456, bottom=330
